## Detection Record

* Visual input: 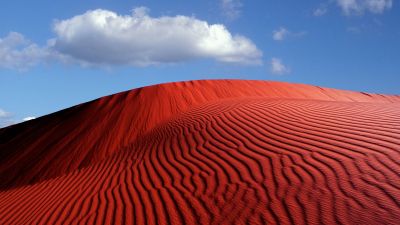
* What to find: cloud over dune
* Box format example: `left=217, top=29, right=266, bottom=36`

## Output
left=0, top=32, right=50, bottom=70
left=0, top=7, right=261, bottom=70
left=0, top=108, right=36, bottom=128
left=22, top=116, right=36, bottom=121
left=0, top=108, right=13, bottom=128
left=270, top=57, right=290, bottom=75
left=0, top=109, right=10, bottom=118
left=272, top=27, right=289, bottom=41
left=51, top=7, right=262, bottom=66
left=272, top=27, right=306, bottom=41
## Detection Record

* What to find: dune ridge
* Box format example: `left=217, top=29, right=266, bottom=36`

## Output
left=0, top=80, right=399, bottom=224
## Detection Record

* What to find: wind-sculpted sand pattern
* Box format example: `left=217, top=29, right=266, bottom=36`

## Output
left=0, top=80, right=400, bottom=224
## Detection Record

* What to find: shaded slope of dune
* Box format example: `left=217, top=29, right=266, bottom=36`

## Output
left=0, top=80, right=400, bottom=224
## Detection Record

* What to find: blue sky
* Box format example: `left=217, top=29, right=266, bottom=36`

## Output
left=0, top=0, right=399, bottom=127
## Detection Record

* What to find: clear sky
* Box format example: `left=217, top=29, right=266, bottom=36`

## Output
left=0, top=0, right=399, bottom=127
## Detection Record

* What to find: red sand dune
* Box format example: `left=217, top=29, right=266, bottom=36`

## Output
left=0, top=79, right=400, bottom=224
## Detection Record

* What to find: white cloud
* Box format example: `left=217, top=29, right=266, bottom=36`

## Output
left=22, top=116, right=36, bottom=121
left=51, top=7, right=261, bottom=66
left=313, top=7, right=328, bottom=16
left=272, top=27, right=306, bottom=41
left=220, top=0, right=242, bottom=20
left=0, top=121, right=13, bottom=128
left=0, top=32, right=51, bottom=70
left=0, top=109, right=37, bottom=128
left=0, top=108, right=11, bottom=118
left=0, top=108, right=14, bottom=128
left=0, top=7, right=261, bottom=70
left=336, top=0, right=393, bottom=15
left=272, top=27, right=290, bottom=41
left=270, top=58, right=290, bottom=75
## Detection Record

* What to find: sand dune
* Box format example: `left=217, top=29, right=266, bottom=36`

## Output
left=1, top=80, right=399, bottom=224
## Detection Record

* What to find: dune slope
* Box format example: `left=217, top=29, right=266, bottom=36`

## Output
left=0, top=80, right=399, bottom=224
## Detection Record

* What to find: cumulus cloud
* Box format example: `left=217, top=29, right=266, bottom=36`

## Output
left=270, top=58, right=290, bottom=75
left=272, top=27, right=306, bottom=41
left=220, top=0, right=242, bottom=20
left=0, top=32, right=51, bottom=70
left=0, top=7, right=261, bottom=70
left=51, top=7, right=261, bottom=66
left=336, top=0, right=393, bottom=15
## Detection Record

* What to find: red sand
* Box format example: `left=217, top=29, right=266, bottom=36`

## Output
left=0, top=80, right=399, bottom=224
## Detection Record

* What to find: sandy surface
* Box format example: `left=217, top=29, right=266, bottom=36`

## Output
left=1, top=80, right=399, bottom=224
